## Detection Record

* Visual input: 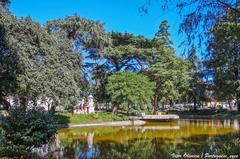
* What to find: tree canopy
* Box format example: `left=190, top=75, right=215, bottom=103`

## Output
left=206, top=10, right=240, bottom=110
left=0, top=13, right=84, bottom=110
left=107, top=72, right=155, bottom=112
left=45, top=15, right=110, bottom=52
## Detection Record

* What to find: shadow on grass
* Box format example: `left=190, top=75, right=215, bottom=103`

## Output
left=53, top=114, right=70, bottom=125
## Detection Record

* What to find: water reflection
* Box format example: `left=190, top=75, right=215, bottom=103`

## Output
left=48, top=119, right=240, bottom=159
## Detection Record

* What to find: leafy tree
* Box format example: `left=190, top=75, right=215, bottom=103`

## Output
left=147, top=51, right=190, bottom=113
left=45, top=15, right=110, bottom=52
left=91, top=32, right=152, bottom=73
left=90, top=32, right=153, bottom=106
left=91, top=65, right=110, bottom=106
left=0, top=13, right=83, bottom=110
left=46, top=15, right=111, bottom=102
left=0, top=107, right=56, bottom=158
left=186, top=46, right=208, bottom=110
left=146, top=21, right=191, bottom=113
left=107, top=72, right=155, bottom=113
left=206, top=10, right=240, bottom=110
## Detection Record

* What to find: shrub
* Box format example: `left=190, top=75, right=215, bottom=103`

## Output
left=0, top=107, right=57, bottom=158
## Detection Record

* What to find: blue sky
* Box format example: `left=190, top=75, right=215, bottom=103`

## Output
left=10, top=0, right=185, bottom=55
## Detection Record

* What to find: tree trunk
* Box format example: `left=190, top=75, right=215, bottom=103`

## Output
left=127, top=103, right=130, bottom=116
left=237, top=101, right=240, bottom=111
left=227, top=100, right=233, bottom=110
left=105, top=102, right=108, bottom=111
left=152, top=95, right=158, bottom=114
left=20, top=97, right=28, bottom=110
left=112, top=103, right=118, bottom=114
left=49, top=100, right=57, bottom=115
left=162, top=104, right=165, bottom=112
left=237, top=92, right=240, bottom=111
left=193, top=97, right=197, bottom=111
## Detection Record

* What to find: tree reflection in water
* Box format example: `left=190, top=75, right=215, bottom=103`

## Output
left=48, top=119, right=240, bottom=159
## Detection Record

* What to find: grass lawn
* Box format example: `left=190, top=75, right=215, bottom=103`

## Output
left=168, top=110, right=240, bottom=119
left=54, top=111, right=129, bottom=124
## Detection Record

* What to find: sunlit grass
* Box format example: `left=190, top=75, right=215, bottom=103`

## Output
left=168, top=110, right=240, bottom=119
left=54, top=111, right=128, bottom=124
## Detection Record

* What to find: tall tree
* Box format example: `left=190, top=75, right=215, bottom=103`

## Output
left=146, top=21, right=190, bottom=113
left=45, top=15, right=111, bottom=98
left=90, top=32, right=153, bottom=107
left=206, top=10, right=240, bottom=110
left=186, top=46, right=207, bottom=110
left=0, top=13, right=84, bottom=110
left=147, top=51, right=190, bottom=113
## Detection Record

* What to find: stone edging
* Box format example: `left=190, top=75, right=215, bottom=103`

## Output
left=57, top=120, right=146, bottom=128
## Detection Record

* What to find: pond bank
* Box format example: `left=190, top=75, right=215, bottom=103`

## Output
left=58, top=120, right=146, bottom=128
left=169, top=110, right=240, bottom=119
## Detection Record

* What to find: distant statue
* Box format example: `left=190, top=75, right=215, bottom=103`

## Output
left=88, top=95, right=95, bottom=114
left=80, top=99, right=84, bottom=111
left=73, top=96, right=95, bottom=114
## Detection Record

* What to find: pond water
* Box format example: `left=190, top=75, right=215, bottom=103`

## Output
left=50, top=119, right=240, bottom=159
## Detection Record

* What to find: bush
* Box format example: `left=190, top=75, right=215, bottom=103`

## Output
left=0, top=107, right=57, bottom=158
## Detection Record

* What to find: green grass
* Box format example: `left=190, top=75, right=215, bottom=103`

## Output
left=54, top=111, right=128, bottom=124
left=168, top=110, right=240, bottom=119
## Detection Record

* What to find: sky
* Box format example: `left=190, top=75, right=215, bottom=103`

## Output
left=10, top=0, right=185, bottom=55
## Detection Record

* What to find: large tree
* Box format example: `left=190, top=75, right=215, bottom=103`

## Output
left=146, top=21, right=191, bottom=113
left=186, top=46, right=208, bottom=110
left=45, top=15, right=111, bottom=99
left=206, top=10, right=240, bottom=110
left=90, top=32, right=153, bottom=106
left=147, top=51, right=190, bottom=113
left=0, top=13, right=84, bottom=110
left=90, top=32, right=152, bottom=73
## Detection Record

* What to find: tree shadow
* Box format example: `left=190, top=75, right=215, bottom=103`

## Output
left=53, top=113, right=70, bottom=125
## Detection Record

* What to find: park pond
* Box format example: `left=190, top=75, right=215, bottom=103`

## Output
left=47, top=119, right=240, bottom=159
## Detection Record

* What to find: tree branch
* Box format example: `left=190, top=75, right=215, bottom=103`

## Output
left=216, top=0, right=240, bottom=14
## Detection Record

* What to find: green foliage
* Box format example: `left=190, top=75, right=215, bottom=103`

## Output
left=107, top=72, right=155, bottom=110
left=0, top=107, right=57, bottom=158
left=92, top=22, right=191, bottom=110
left=45, top=15, right=110, bottom=50
left=148, top=51, right=190, bottom=103
left=97, top=140, right=157, bottom=159
left=145, top=21, right=191, bottom=112
left=0, top=12, right=84, bottom=109
left=219, top=133, right=240, bottom=155
left=45, top=15, right=111, bottom=102
left=90, top=31, right=152, bottom=74
left=90, top=31, right=153, bottom=105
left=206, top=10, right=240, bottom=109
left=186, top=46, right=209, bottom=108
